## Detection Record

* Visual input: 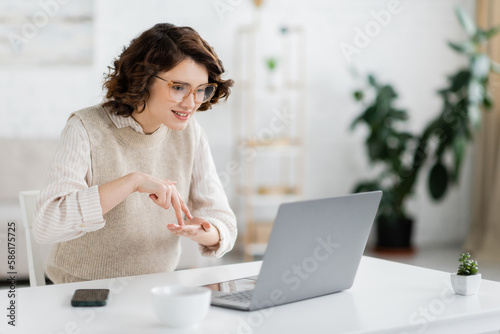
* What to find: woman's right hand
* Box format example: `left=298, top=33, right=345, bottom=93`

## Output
left=132, top=172, right=193, bottom=226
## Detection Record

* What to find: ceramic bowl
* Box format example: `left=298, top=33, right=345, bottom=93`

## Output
left=151, top=286, right=211, bottom=328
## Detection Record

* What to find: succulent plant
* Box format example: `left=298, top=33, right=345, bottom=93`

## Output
left=457, top=252, right=479, bottom=276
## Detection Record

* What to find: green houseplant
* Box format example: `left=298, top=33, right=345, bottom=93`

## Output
left=350, top=7, right=500, bottom=252
left=351, top=76, right=416, bottom=251
left=415, top=7, right=500, bottom=200
left=451, top=253, right=481, bottom=295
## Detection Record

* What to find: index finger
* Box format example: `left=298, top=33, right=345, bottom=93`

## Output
left=173, top=187, right=193, bottom=220
left=180, top=200, right=193, bottom=220
left=171, top=196, right=185, bottom=226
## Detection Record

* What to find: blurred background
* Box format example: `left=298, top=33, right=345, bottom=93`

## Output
left=1, top=0, right=499, bottom=282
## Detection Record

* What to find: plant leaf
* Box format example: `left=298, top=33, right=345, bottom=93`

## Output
left=448, top=41, right=474, bottom=54
left=388, top=109, right=408, bottom=121
left=468, top=79, right=484, bottom=104
left=379, top=85, right=397, bottom=99
left=449, top=70, right=471, bottom=92
left=428, top=161, right=449, bottom=200
left=471, top=54, right=491, bottom=79
left=353, top=181, right=381, bottom=193
left=368, top=74, right=377, bottom=87
left=364, top=105, right=378, bottom=124
left=452, top=136, right=466, bottom=183
left=483, top=25, right=500, bottom=39
left=266, top=57, right=277, bottom=71
left=468, top=104, right=482, bottom=129
left=483, top=90, right=493, bottom=109
left=350, top=116, right=362, bottom=131
left=455, top=7, right=477, bottom=36
left=395, top=132, right=414, bottom=144
left=350, top=105, right=377, bottom=130
left=353, top=90, right=364, bottom=101
left=367, top=134, right=385, bottom=161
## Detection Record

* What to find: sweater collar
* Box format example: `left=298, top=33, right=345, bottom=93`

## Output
left=101, top=106, right=172, bottom=148
left=107, top=111, right=164, bottom=135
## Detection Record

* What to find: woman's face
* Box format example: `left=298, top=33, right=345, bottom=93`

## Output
left=133, top=58, right=209, bottom=133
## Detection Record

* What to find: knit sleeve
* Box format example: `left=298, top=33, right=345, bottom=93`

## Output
left=33, top=116, right=106, bottom=244
left=188, top=127, right=237, bottom=258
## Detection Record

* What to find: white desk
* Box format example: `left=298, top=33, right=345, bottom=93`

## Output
left=2, top=256, right=500, bottom=334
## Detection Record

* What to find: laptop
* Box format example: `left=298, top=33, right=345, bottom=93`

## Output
left=204, top=191, right=382, bottom=311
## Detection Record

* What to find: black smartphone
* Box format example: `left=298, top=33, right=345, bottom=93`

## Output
left=71, top=289, right=110, bottom=307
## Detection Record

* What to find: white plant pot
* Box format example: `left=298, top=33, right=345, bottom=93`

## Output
left=450, top=273, right=482, bottom=296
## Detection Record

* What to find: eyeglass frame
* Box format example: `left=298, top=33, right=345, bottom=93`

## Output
left=153, top=75, right=218, bottom=104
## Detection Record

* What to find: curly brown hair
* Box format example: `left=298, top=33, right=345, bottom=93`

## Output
left=102, top=23, right=233, bottom=115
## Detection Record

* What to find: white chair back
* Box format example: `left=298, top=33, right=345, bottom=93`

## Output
left=19, top=190, right=46, bottom=287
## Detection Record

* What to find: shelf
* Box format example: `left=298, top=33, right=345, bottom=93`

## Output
left=237, top=195, right=302, bottom=209
left=240, top=137, right=303, bottom=148
left=237, top=185, right=301, bottom=198
left=257, top=185, right=298, bottom=195
left=233, top=23, right=306, bottom=261
left=243, top=221, right=273, bottom=259
left=235, top=81, right=304, bottom=91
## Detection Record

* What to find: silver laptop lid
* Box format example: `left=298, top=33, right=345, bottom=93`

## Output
left=249, top=191, right=382, bottom=310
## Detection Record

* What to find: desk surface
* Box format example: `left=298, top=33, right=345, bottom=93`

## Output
left=2, top=256, right=500, bottom=334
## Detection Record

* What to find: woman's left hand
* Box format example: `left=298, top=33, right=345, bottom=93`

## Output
left=167, top=217, right=220, bottom=248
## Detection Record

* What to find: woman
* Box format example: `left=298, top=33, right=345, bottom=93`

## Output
left=34, top=23, right=237, bottom=284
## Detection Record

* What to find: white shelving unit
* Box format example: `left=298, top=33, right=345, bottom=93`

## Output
left=232, top=21, right=306, bottom=260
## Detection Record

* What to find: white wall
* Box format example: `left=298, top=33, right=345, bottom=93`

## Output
left=0, top=0, right=475, bottom=252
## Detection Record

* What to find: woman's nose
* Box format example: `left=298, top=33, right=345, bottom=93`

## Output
left=180, top=92, right=196, bottom=110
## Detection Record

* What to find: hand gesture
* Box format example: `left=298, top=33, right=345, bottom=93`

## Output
left=167, top=217, right=220, bottom=248
left=134, top=173, right=193, bottom=226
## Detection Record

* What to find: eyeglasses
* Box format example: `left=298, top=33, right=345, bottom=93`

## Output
left=154, top=75, right=218, bottom=104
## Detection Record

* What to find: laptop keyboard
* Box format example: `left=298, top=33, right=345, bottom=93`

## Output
left=216, top=289, right=254, bottom=303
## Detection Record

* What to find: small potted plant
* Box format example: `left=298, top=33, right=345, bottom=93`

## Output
left=450, top=253, right=481, bottom=296
left=265, top=56, right=279, bottom=91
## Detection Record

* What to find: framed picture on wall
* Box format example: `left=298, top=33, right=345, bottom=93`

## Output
left=0, top=0, right=94, bottom=66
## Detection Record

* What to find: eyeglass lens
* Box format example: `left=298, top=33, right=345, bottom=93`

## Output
left=169, top=83, right=216, bottom=103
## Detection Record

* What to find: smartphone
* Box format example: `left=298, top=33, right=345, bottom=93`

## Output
left=71, top=289, right=110, bottom=307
